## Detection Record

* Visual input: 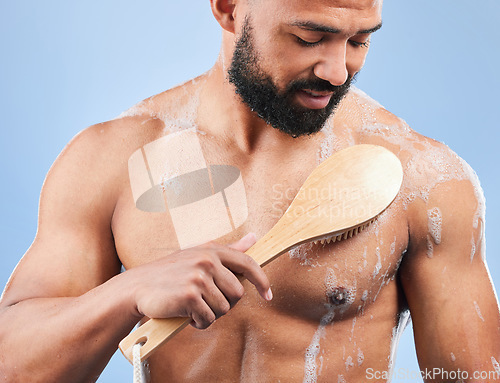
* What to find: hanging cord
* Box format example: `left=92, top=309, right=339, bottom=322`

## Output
left=133, top=343, right=146, bottom=383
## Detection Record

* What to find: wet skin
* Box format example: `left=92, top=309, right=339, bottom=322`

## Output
left=110, top=77, right=495, bottom=382
left=114, top=86, right=409, bottom=382
left=1, top=0, right=498, bottom=382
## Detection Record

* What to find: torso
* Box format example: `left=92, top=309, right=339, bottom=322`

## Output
left=109, top=77, right=434, bottom=382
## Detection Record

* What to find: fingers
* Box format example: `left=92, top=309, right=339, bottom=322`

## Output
left=216, top=242, right=273, bottom=302
left=185, top=290, right=216, bottom=329
left=182, top=276, right=231, bottom=329
left=189, top=282, right=233, bottom=328
left=133, top=233, right=272, bottom=330
left=199, top=277, right=232, bottom=317
left=211, top=265, right=245, bottom=308
left=189, top=240, right=273, bottom=328
left=228, top=232, right=257, bottom=252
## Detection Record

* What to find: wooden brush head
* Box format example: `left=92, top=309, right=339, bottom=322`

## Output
left=247, top=144, right=403, bottom=266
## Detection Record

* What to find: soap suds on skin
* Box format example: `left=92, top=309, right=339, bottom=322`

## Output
left=426, top=235, right=434, bottom=259
left=361, top=290, right=368, bottom=302
left=390, top=238, right=396, bottom=255
left=492, top=357, right=500, bottom=375
left=316, top=116, right=355, bottom=165
left=349, top=317, right=357, bottom=341
left=352, top=87, right=486, bottom=235
left=357, top=349, right=365, bottom=366
left=121, top=82, right=489, bottom=382
left=303, top=269, right=337, bottom=383
left=289, top=243, right=320, bottom=267
left=372, top=247, right=382, bottom=278
left=470, top=237, right=476, bottom=263
left=473, top=301, right=485, bottom=322
left=316, top=121, right=337, bottom=165
left=388, top=310, right=411, bottom=378
left=303, top=311, right=333, bottom=383
left=117, top=77, right=204, bottom=137
left=345, top=355, right=354, bottom=371
left=303, top=268, right=357, bottom=382
left=427, top=207, right=442, bottom=245
left=359, top=247, right=368, bottom=271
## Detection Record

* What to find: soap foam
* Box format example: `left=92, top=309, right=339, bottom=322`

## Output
left=470, top=237, right=476, bottom=263
left=388, top=310, right=411, bottom=377
left=427, top=207, right=442, bottom=245
left=117, top=77, right=204, bottom=137
left=473, top=301, right=485, bottom=322
left=303, top=269, right=337, bottom=383
left=345, top=355, right=354, bottom=371
left=492, top=357, right=500, bottom=375
left=357, top=349, right=365, bottom=366
left=372, top=247, right=382, bottom=278
left=361, top=290, right=368, bottom=302
left=390, top=238, right=396, bottom=255
left=289, top=243, right=319, bottom=267
left=303, top=268, right=357, bottom=382
left=317, top=121, right=338, bottom=165
left=352, top=87, right=486, bottom=234
left=426, top=235, right=434, bottom=259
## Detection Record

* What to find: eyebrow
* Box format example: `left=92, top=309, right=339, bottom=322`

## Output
left=289, top=21, right=383, bottom=35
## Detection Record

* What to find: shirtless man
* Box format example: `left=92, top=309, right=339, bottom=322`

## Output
left=1, top=0, right=499, bottom=382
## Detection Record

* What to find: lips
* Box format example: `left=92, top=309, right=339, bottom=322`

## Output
left=296, top=89, right=333, bottom=109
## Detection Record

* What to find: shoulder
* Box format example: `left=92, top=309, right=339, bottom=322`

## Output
left=343, top=87, right=485, bottom=259
left=41, top=77, right=206, bottom=224
left=344, top=86, right=483, bottom=213
left=55, top=75, right=206, bottom=180
left=44, top=116, right=164, bottom=203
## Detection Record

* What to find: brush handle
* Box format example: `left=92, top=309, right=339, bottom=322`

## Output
left=120, top=204, right=355, bottom=362
left=119, top=231, right=293, bottom=363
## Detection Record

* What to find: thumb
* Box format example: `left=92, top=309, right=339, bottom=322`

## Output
left=228, top=232, right=257, bottom=253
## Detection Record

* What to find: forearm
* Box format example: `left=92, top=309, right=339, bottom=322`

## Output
left=0, top=274, right=139, bottom=383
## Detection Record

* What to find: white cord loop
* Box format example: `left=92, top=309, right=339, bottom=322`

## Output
left=133, top=343, right=146, bottom=383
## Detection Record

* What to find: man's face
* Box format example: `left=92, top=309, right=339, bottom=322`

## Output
left=227, top=0, right=382, bottom=137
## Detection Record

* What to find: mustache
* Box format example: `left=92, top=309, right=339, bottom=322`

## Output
left=287, top=75, right=354, bottom=93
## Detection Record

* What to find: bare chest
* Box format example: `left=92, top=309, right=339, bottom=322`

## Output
left=113, top=146, right=409, bottom=321
left=112, top=136, right=410, bottom=381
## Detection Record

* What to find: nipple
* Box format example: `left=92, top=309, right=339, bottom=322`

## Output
left=328, top=287, right=351, bottom=306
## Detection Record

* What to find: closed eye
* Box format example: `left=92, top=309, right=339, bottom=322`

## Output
left=349, top=39, right=370, bottom=48
left=295, top=35, right=323, bottom=47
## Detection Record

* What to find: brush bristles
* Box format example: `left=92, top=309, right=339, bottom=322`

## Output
left=312, top=218, right=376, bottom=246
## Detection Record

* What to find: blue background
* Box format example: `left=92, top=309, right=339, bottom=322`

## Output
left=1, top=1, right=498, bottom=382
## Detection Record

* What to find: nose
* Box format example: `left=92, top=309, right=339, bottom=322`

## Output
left=313, top=45, right=349, bottom=86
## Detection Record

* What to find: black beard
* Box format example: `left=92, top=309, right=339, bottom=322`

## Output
left=228, top=18, right=354, bottom=138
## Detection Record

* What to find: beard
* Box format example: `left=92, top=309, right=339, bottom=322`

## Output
left=228, top=17, right=355, bottom=138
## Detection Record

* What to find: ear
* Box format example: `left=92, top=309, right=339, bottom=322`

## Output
left=210, top=0, right=237, bottom=33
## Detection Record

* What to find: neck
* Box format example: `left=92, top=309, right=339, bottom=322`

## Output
left=198, top=56, right=302, bottom=154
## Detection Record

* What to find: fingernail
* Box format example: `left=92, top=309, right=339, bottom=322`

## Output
left=265, top=288, right=273, bottom=301
left=242, top=232, right=257, bottom=243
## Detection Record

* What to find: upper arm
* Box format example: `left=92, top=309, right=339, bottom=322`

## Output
left=1, top=124, right=125, bottom=308
left=400, top=149, right=500, bottom=381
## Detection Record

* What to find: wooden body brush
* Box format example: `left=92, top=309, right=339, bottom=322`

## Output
left=119, top=144, right=404, bottom=363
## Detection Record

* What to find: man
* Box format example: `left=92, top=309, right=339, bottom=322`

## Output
left=1, top=0, right=499, bottom=382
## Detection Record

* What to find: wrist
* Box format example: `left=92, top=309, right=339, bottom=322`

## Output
left=106, top=270, right=144, bottom=321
